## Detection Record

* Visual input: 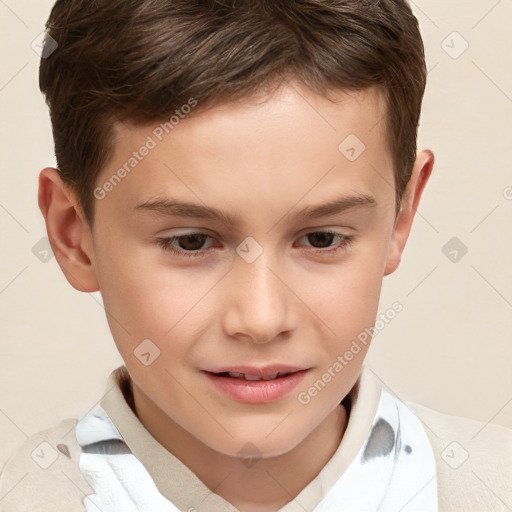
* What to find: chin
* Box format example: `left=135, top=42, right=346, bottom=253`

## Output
left=201, top=425, right=307, bottom=460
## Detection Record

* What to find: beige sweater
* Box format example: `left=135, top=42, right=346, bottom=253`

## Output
left=0, top=365, right=510, bottom=511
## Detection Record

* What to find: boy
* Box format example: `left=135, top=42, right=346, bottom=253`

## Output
left=1, top=0, right=510, bottom=510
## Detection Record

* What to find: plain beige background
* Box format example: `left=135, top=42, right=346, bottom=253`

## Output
left=1, top=0, right=511, bottom=470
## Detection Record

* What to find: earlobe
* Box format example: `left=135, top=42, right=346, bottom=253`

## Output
left=38, top=167, right=100, bottom=292
left=384, top=150, right=434, bottom=276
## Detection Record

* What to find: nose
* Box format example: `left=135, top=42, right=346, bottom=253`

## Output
left=221, top=246, right=296, bottom=344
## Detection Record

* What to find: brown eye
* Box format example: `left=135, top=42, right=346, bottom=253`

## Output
left=297, top=231, right=354, bottom=255
left=306, top=231, right=336, bottom=248
left=175, top=233, right=208, bottom=251
left=156, top=232, right=214, bottom=258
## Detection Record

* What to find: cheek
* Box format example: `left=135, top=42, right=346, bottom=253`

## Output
left=308, top=248, right=386, bottom=337
left=295, top=253, right=384, bottom=409
left=94, top=236, right=199, bottom=332
left=94, top=238, right=224, bottom=371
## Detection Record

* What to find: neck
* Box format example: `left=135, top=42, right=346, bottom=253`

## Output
left=131, top=381, right=348, bottom=512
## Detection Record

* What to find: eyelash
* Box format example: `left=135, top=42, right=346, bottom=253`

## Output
left=155, top=231, right=354, bottom=259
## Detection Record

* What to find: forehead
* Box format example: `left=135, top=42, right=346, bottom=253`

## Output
left=96, top=83, right=394, bottom=226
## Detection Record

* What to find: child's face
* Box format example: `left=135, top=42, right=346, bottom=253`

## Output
left=53, top=82, right=432, bottom=458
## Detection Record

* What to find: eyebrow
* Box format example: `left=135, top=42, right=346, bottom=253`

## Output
left=134, top=194, right=377, bottom=226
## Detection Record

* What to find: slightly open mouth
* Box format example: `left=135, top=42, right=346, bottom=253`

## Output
left=208, top=371, right=296, bottom=381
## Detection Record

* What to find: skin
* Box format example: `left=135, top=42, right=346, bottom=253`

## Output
left=38, top=81, right=433, bottom=512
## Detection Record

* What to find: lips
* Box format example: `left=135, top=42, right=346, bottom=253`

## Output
left=203, top=365, right=309, bottom=403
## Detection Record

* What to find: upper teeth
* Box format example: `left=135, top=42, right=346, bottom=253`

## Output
left=227, top=372, right=289, bottom=380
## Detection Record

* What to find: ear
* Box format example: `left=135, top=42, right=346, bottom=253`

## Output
left=384, top=149, right=434, bottom=276
left=38, top=167, right=99, bottom=292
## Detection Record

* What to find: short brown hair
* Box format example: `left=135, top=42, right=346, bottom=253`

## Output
left=40, top=0, right=427, bottom=228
